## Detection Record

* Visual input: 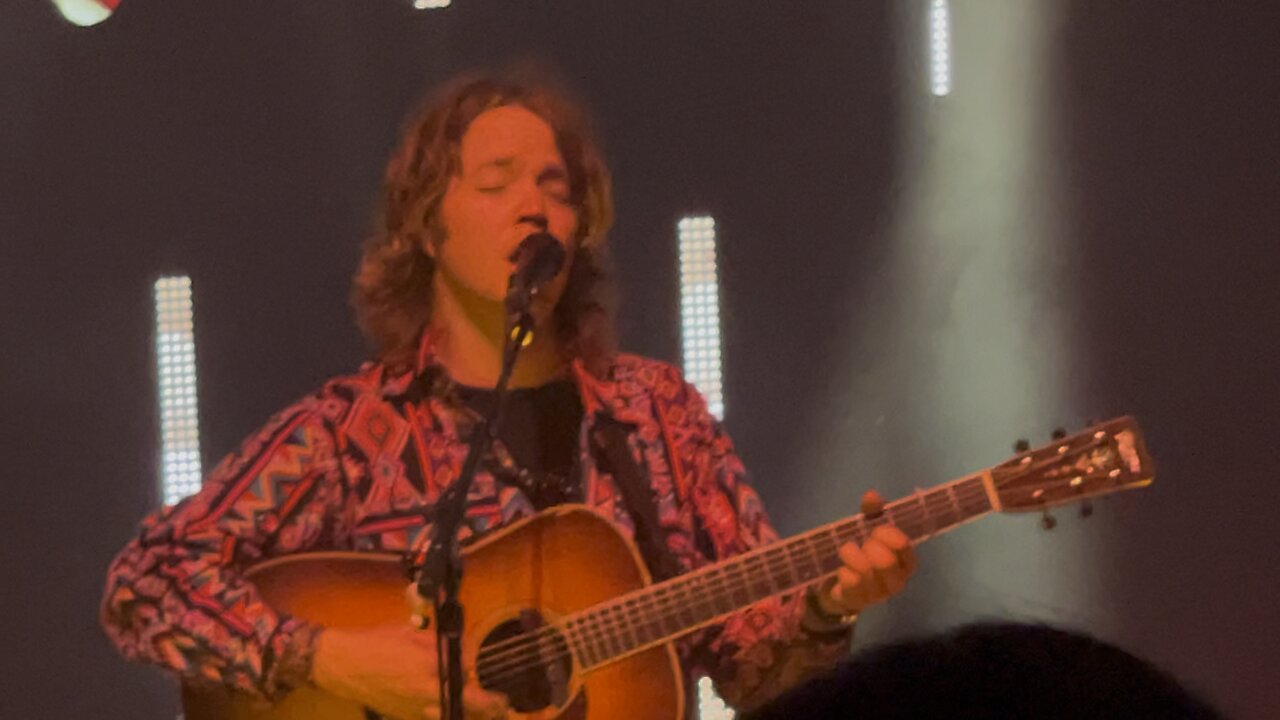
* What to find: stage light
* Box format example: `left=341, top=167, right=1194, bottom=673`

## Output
left=49, top=0, right=120, bottom=27
left=697, top=675, right=736, bottom=720
left=154, top=276, right=203, bottom=506
left=678, top=215, right=725, bottom=420
left=929, top=0, right=951, bottom=96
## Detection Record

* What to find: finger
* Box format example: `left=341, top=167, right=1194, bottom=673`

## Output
left=406, top=582, right=429, bottom=610
left=407, top=582, right=431, bottom=628
left=871, top=524, right=910, bottom=552
left=838, top=541, right=873, bottom=576
left=864, top=538, right=899, bottom=573
left=464, top=684, right=510, bottom=719
left=876, top=564, right=908, bottom=598
left=861, top=541, right=899, bottom=598
left=896, top=541, right=919, bottom=575
left=870, top=525, right=918, bottom=575
left=832, top=566, right=865, bottom=608
left=860, top=489, right=886, bottom=517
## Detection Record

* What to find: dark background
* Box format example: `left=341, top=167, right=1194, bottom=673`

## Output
left=1, top=1, right=1276, bottom=717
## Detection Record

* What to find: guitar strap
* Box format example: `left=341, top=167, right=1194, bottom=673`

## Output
left=591, top=413, right=685, bottom=583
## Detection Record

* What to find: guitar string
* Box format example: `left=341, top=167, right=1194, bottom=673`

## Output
left=476, top=486, right=1017, bottom=690
left=475, top=452, right=1119, bottom=684
left=471, top=450, right=1108, bottom=676
left=472, top=481, right=997, bottom=686
left=473, top=480, right=996, bottom=683
left=476, top=481, right=993, bottom=691
left=473, top=477, right=1023, bottom=685
left=471, top=435, right=1118, bottom=680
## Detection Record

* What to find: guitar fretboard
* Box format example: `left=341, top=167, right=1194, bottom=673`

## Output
left=560, top=473, right=994, bottom=670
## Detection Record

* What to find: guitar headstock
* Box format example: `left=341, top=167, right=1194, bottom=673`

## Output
left=993, top=417, right=1154, bottom=513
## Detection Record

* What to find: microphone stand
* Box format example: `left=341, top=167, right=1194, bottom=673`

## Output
left=416, top=309, right=536, bottom=720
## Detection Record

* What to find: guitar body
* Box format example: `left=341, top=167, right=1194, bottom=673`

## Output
left=182, top=505, right=685, bottom=720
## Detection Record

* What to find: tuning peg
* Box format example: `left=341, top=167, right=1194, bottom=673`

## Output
left=1040, top=509, right=1057, bottom=531
left=1079, top=501, right=1094, bottom=519
left=1051, top=427, right=1068, bottom=440
left=1014, top=439, right=1030, bottom=453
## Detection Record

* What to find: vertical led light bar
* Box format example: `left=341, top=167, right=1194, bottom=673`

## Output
left=929, top=0, right=952, bottom=96
left=154, top=276, right=203, bottom=506
left=678, top=215, right=725, bottom=420
left=681, top=215, right=732, bottom=716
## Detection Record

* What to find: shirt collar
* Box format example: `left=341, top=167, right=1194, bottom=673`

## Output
left=375, top=328, right=650, bottom=427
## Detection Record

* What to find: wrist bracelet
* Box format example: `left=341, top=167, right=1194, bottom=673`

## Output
left=801, top=585, right=858, bottom=635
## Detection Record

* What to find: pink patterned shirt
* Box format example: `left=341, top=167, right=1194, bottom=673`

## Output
left=102, top=339, right=850, bottom=709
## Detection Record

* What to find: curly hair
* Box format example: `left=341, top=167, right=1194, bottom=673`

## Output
left=352, top=71, right=616, bottom=375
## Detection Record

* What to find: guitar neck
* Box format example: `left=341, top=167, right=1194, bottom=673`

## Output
left=563, top=472, right=995, bottom=671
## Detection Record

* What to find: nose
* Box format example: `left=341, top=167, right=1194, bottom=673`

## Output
left=514, top=178, right=550, bottom=233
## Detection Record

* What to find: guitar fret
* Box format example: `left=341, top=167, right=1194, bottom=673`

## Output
left=653, top=584, right=676, bottom=638
left=826, top=524, right=847, bottom=557
left=565, top=618, right=591, bottom=668
left=945, top=482, right=964, bottom=523
left=613, top=602, right=635, bottom=653
left=797, top=533, right=821, bottom=582
left=914, top=489, right=935, bottom=540
left=789, top=542, right=810, bottom=585
left=959, top=478, right=991, bottom=516
left=728, top=560, right=751, bottom=606
left=694, top=570, right=713, bottom=620
left=926, top=487, right=953, bottom=529
left=854, top=515, right=871, bottom=544
left=716, top=566, right=737, bottom=609
left=623, top=597, right=644, bottom=650
left=598, top=607, right=620, bottom=660
left=712, top=566, right=736, bottom=615
left=700, top=568, right=722, bottom=618
left=932, top=488, right=956, bottom=528
left=577, top=614, right=599, bottom=668
left=744, top=553, right=770, bottom=598
left=594, top=614, right=610, bottom=667
left=562, top=619, right=583, bottom=668
left=677, top=580, right=696, bottom=627
left=631, top=598, right=651, bottom=648
left=570, top=469, right=1022, bottom=669
left=821, top=530, right=839, bottom=572
left=802, top=532, right=824, bottom=580
left=771, top=546, right=796, bottom=591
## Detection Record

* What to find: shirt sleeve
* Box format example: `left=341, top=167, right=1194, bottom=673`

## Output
left=660, top=368, right=852, bottom=712
left=100, top=392, right=351, bottom=700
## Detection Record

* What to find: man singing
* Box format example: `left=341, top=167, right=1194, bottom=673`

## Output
left=102, top=71, right=916, bottom=719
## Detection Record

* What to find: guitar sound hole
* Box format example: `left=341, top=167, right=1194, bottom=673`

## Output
left=476, top=609, right=573, bottom=713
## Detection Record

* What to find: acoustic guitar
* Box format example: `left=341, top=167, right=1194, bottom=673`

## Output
left=182, top=417, right=1153, bottom=720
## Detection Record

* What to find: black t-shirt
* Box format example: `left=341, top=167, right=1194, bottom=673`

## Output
left=453, top=380, right=584, bottom=508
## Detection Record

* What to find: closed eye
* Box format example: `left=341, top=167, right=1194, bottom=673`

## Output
left=539, top=169, right=573, bottom=204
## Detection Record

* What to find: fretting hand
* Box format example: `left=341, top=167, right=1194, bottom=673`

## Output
left=811, top=490, right=917, bottom=620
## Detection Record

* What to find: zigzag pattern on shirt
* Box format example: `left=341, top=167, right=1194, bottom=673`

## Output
left=190, top=423, right=329, bottom=542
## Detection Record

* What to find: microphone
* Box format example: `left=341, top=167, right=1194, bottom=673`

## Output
left=504, top=232, right=566, bottom=322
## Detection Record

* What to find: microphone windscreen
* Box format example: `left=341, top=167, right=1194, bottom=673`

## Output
left=513, top=233, right=566, bottom=284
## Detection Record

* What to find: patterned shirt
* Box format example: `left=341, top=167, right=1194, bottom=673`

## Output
left=101, top=335, right=851, bottom=710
